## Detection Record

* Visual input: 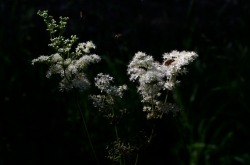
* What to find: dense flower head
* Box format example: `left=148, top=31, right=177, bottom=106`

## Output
left=127, top=51, right=161, bottom=82
left=94, top=73, right=127, bottom=98
left=127, top=50, right=198, bottom=119
left=161, top=50, right=198, bottom=90
left=32, top=47, right=100, bottom=92
left=76, top=41, right=96, bottom=55
left=32, top=10, right=101, bottom=92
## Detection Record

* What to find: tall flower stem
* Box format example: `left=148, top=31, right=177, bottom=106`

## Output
left=164, top=91, right=169, bottom=104
left=134, top=153, right=139, bottom=165
left=76, top=97, right=100, bottom=165
left=112, top=107, right=123, bottom=165
left=148, top=123, right=156, bottom=144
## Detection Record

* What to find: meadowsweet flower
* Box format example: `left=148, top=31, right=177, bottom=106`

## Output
left=46, top=63, right=63, bottom=78
left=128, top=50, right=198, bottom=119
left=127, top=51, right=161, bottom=82
left=32, top=10, right=101, bottom=92
left=94, top=73, right=127, bottom=98
left=74, top=54, right=101, bottom=70
left=59, top=73, right=91, bottom=92
left=161, top=50, right=198, bottom=90
left=31, top=55, right=50, bottom=65
left=76, top=41, right=96, bottom=55
left=90, top=73, right=127, bottom=120
left=32, top=51, right=101, bottom=91
left=94, top=73, right=114, bottom=92
left=128, top=52, right=166, bottom=119
left=51, top=53, right=63, bottom=63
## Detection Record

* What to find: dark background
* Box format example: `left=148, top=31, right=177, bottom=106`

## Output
left=1, top=0, right=250, bottom=164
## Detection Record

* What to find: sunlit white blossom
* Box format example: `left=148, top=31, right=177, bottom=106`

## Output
left=75, top=54, right=101, bottom=70
left=46, top=64, right=63, bottom=78
left=31, top=55, right=50, bottom=65
left=51, top=53, right=63, bottom=63
left=127, top=51, right=158, bottom=82
left=76, top=41, right=96, bottom=55
left=32, top=11, right=101, bottom=92
left=128, top=50, right=198, bottom=119
left=32, top=40, right=100, bottom=91
left=161, top=50, right=198, bottom=90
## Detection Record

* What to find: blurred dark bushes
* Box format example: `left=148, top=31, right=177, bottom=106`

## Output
left=1, top=0, right=250, bottom=164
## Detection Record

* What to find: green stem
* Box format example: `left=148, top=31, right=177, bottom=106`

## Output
left=148, top=123, right=156, bottom=144
left=134, top=154, right=139, bottom=165
left=112, top=107, right=123, bottom=165
left=114, top=125, right=119, bottom=140
left=76, top=98, right=100, bottom=165
left=164, top=91, right=169, bottom=104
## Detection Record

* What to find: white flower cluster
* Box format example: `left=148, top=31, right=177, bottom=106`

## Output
left=90, top=73, right=127, bottom=118
left=162, top=50, right=198, bottom=90
left=32, top=42, right=101, bottom=92
left=127, top=50, right=198, bottom=119
left=94, top=73, right=127, bottom=97
left=32, top=10, right=101, bottom=92
left=76, top=41, right=96, bottom=55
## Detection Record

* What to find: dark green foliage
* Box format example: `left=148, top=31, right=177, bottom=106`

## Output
left=1, top=0, right=250, bottom=164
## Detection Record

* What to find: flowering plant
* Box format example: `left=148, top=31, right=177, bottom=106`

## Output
left=32, top=10, right=198, bottom=164
left=127, top=51, right=197, bottom=119
left=32, top=10, right=100, bottom=92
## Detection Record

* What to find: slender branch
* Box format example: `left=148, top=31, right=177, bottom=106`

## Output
left=111, top=107, right=123, bottom=165
left=148, top=123, right=156, bottom=144
left=134, top=154, right=139, bottom=165
left=76, top=96, right=100, bottom=165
